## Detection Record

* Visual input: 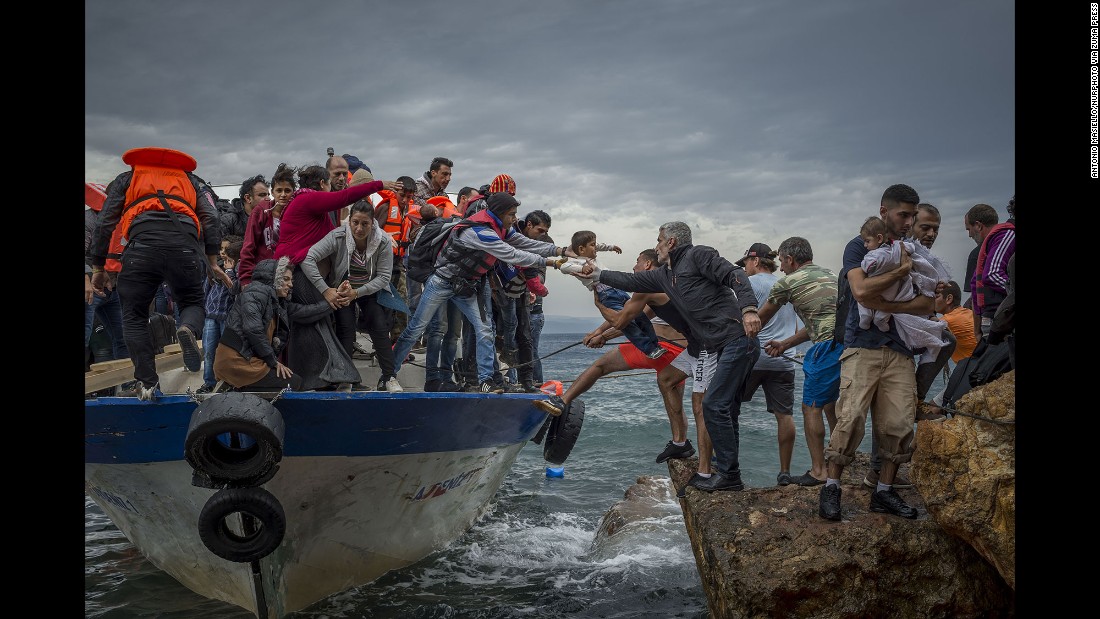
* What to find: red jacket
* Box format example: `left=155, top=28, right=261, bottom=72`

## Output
left=274, top=181, right=382, bottom=264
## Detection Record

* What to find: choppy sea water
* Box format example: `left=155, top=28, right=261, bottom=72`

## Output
left=86, top=333, right=886, bottom=618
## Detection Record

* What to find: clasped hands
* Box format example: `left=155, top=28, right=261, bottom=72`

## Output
left=324, top=280, right=358, bottom=310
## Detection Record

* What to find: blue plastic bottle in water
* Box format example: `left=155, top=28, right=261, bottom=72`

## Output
left=545, top=466, right=565, bottom=478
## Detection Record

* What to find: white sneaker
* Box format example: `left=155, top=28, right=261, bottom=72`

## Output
left=384, top=377, right=404, bottom=392
left=138, top=384, right=162, bottom=401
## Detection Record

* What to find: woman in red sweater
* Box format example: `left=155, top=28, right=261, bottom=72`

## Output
left=275, top=165, right=399, bottom=390
left=275, top=165, right=398, bottom=265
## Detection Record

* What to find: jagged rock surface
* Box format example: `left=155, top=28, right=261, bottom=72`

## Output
left=669, top=452, right=1014, bottom=618
left=912, top=370, right=1015, bottom=590
left=596, top=475, right=678, bottom=538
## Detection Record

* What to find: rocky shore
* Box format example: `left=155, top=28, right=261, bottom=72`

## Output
left=666, top=371, right=1016, bottom=618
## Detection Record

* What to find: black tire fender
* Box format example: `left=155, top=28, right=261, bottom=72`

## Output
left=185, top=392, right=284, bottom=487
left=197, top=487, right=286, bottom=563
left=543, top=398, right=585, bottom=465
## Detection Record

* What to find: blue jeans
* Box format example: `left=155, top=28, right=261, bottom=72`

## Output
left=700, top=336, right=760, bottom=478
left=202, top=317, right=226, bottom=386
left=598, top=287, right=660, bottom=355
left=84, top=287, right=129, bottom=359
left=425, top=298, right=463, bottom=383
left=498, top=294, right=533, bottom=384
left=393, top=274, right=497, bottom=384
left=529, top=309, right=545, bottom=384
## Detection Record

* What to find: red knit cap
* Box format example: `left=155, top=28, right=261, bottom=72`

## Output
left=489, top=174, right=516, bottom=195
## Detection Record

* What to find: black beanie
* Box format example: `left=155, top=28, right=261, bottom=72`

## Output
left=487, top=192, right=521, bottom=216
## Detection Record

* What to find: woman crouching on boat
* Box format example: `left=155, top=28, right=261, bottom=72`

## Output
left=301, top=199, right=400, bottom=390
left=212, top=256, right=299, bottom=391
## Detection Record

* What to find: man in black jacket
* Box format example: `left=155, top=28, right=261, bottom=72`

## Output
left=573, top=221, right=761, bottom=492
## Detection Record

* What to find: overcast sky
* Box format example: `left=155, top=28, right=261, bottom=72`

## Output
left=86, top=0, right=1014, bottom=319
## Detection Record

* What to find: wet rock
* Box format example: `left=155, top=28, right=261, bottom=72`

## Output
left=912, top=370, right=1015, bottom=590
left=596, top=475, right=677, bottom=539
left=668, top=452, right=1014, bottom=618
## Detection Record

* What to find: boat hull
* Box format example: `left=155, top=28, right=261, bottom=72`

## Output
left=85, top=391, right=548, bottom=617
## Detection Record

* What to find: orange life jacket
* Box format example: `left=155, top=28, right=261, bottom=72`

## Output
left=86, top=182, right=126, bottom=273
left=115, top=148, right=201, bottom=261
left=426, top=195, right=459, bottom=219
left=376, top=189, right=412, bottom=258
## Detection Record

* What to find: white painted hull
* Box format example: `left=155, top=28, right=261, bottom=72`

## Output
left=85, top=389, right=551, bottom=617
left=87, top=443, right=526, bottom=616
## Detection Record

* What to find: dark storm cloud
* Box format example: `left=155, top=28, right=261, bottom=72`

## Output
left=86, top=0, right=1014, bottom=315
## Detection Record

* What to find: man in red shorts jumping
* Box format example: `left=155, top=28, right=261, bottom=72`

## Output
left=536, top=250, right=700, bottom=463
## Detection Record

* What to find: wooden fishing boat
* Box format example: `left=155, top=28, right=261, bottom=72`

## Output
left=84, top=344, right=584, bottom=617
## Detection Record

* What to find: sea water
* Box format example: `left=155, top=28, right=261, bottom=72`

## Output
left=85, top=333, right=891, bottom=618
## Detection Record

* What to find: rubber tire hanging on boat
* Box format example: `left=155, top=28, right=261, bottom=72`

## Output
left=185, top=392, right=285, bottom=488
left=543, top=398, right=584, bottom=465
left=198, top=487, right=286, bottom=563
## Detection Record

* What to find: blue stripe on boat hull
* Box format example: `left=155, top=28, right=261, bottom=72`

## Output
left=85, top=392, right=549, bottom=464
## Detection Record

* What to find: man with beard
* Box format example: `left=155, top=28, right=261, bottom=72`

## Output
left=819, top=184, right=935, bottom=522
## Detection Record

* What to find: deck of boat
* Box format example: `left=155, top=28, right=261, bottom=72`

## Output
left=85, top=333, right=427, bottom=396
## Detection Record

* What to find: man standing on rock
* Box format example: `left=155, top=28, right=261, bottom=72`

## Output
left=819, top=184, right=934, bottom=521
left=573, top=221, right=761, bottom=492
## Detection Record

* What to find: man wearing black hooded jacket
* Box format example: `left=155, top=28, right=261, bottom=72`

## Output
left=574, top=221, right=761, bottom=492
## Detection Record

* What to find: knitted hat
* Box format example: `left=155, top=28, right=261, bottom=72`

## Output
left=487, top=192, right=521, bottom=216
left=489, top=174, right=516, bottom=195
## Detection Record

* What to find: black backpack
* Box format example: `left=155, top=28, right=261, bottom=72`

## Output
left=406, top=215, right=465, bottom=284
left=940, top=338, right=1013, bottom=410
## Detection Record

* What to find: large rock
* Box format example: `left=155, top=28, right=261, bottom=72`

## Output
left=669, top=453, right=1014, bottom=618
left=596, top=475, right=677, bottom=539
left=912, top=370, right=1015, bottom=590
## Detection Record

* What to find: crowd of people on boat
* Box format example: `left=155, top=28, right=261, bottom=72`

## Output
left=85, top=147, right=1015, bottom=521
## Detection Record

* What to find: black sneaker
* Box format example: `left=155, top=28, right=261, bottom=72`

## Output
left=869, top=488, right=918, bottom=519
left=424, top=379, right=441, bottom=392
left=688, top=471, right=744, bottom=492
left=467, top=381, right=504, bottom=394
left=502, top=380, right=526, bottom=393
left=437, top=380, right=463, bottom=392
left=819, top=484, right=842, bottom=521
left=655, top=439, right=696, bottom=463
left=776, top=471, right=793, bottom=486
left=521, top=381, right=541, bottom=393
left=534, top=395, right=565, bottom=416
left=176, top=325, right=202, bottom=372
left=677, top=473, right=711, bottom=498
left=645, top=346, right=667, bottom=360
left=195, top=383, right=215, bottom=395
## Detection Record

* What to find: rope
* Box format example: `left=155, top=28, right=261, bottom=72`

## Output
left=395, top=339, right=603, bottom=372
left=561, top=370, right=653, bottom=384
left=940, top=404, right=1015, bottom=426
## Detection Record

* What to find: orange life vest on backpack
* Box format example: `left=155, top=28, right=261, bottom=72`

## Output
left=86, top=182, right=126, bottom=273
left=376, top=189, right=412, bottom=258
left=426, top=195, right=459, bottom=219
left=115, top=148, right=201, bottom=257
